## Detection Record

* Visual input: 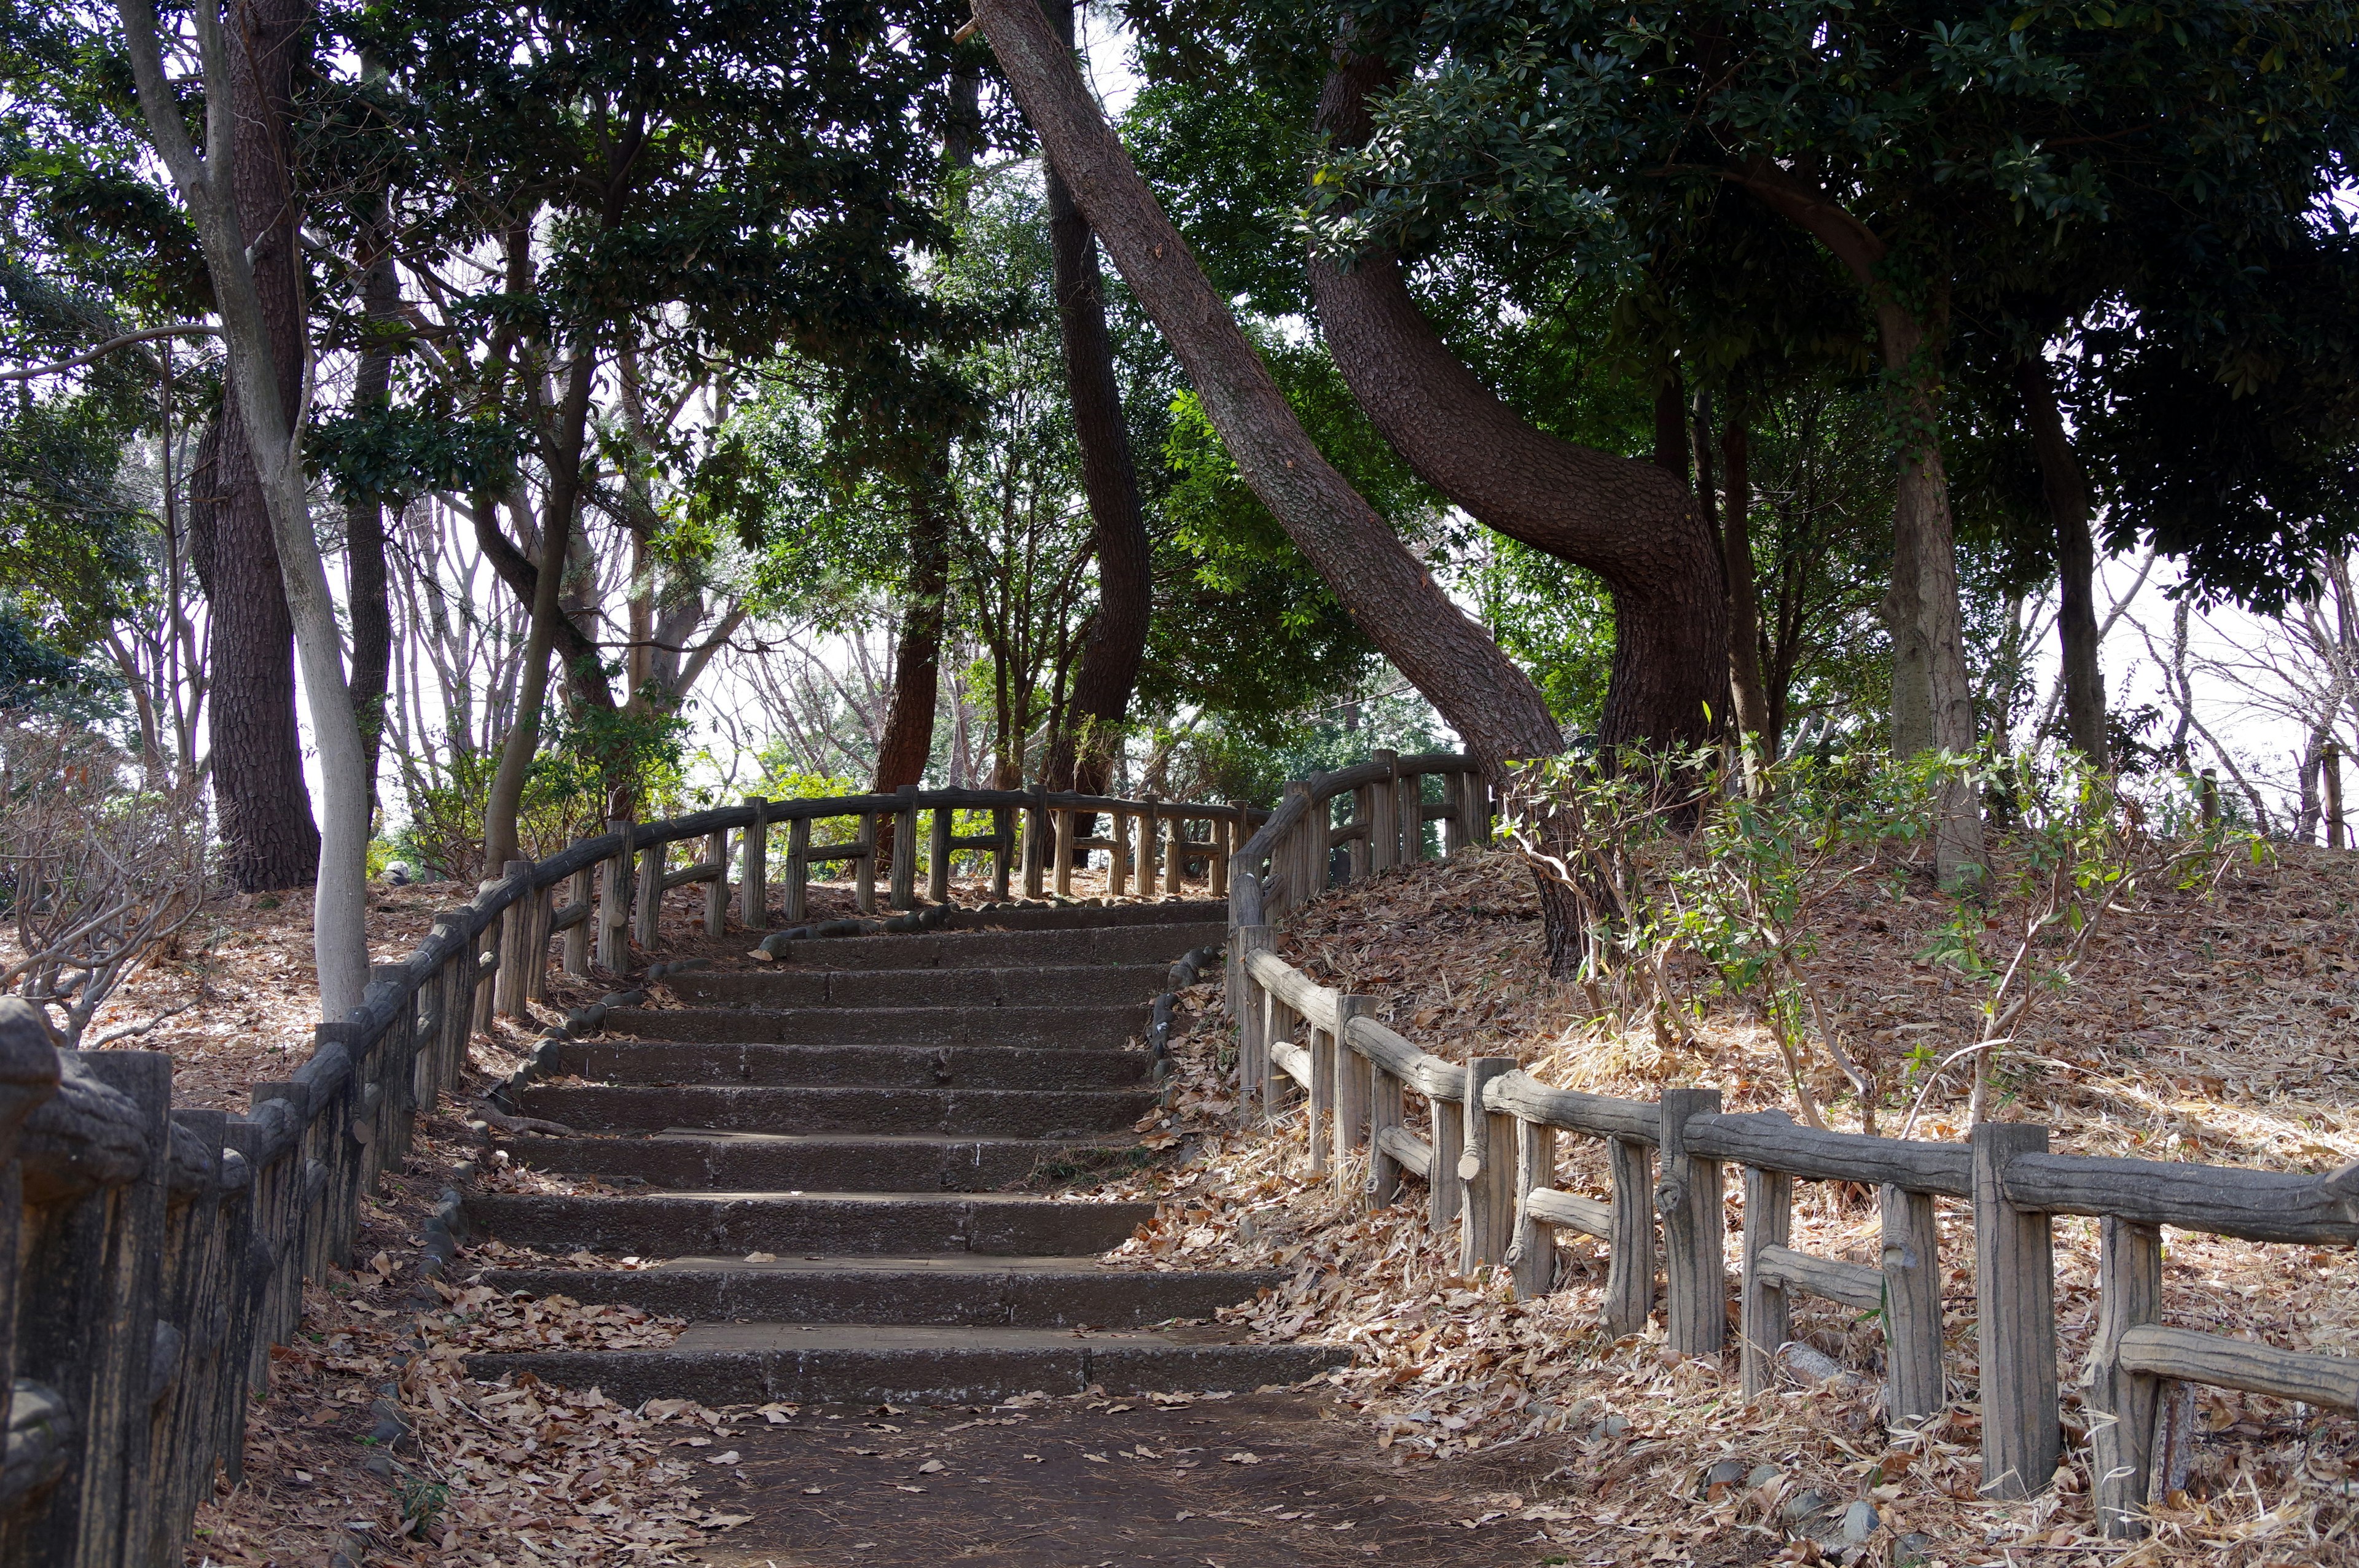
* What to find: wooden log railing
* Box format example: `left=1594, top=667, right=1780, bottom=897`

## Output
left=0, top=779, right=1256, bottom=1564
left=1226, top=751, right=2359, bottom=1540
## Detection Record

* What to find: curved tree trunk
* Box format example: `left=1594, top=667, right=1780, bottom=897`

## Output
left=1308, top=52, right=1729, bottom=753
left=187, top=0, right=319, bottom=894
left=2017, top=356, right=2108, bottom=768
left=1717, top=405, right=1774, bottom=749
left=870, top=477, right=952, bottom=795
left=1039, top=0, right=1150, bottom=797
left=969, top=0, right=1562, bottom=774
left=346, top=195, right=399, bottom=818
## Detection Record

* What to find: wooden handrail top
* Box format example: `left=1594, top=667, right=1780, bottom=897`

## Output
left=2000, top=1152, right=2359, bottom=1246
left=1484, top=1068, right=1657, bottom=1144
left=1686, top=1110, right=1971, bottom=1196
left=2116, top=1324, right=2359, bottom=1411
left=1340, top=1015, right=1464, bottom=1102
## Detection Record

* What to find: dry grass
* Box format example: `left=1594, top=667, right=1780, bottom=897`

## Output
left=1098, top=842, right=2359, bottom=1566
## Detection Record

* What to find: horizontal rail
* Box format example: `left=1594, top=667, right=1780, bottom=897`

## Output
left=1999, top=1153, right=2359, bottom=1244
left=1484, top=1067, right=1656, bottom=1144
left=1246, top=950, right=1338, bottom=1034
left=1524, top=1186, right=1610, bottom=1239
left=1687, top=1110, right=1970, bottom=1196
left=1342, top=1016, right=1463, bottom=1102
left=1377, top=1125, right=1432, bottom=1179
left=660, top=861, right=722, bottom=891
left=1756, top=1244, right=1884, bottom=1312
left=2118, top=1324, right=2359, bottom=1410
left=1272, top=1040, right=1314, bottom=1090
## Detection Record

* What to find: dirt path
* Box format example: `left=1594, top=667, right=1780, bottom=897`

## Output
left=678, top=1391, right=1601, bottom=1567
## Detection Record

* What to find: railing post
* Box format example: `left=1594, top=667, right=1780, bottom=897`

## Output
left=1262, top=991, right=1294, bottom=1115
left=1657, top=1087, right=1726, bottom=1357
left=740, top=797, right=769, bottom=927
left=1306, top=1016, right=1334, bottom=1176
left=891, top=786, right=919, bottom=910
left=1023, top=787, right=1049, bottom=899
left=1882, top=1184, right=1946, bottom=1426
left=1331, top=996, right=1374, bottom=1197
left=1458, top=1056, right=1516, bottom=1275
left=597, top=818, right=634, bottom=972
left=472, top=883, right=501, bottom=1032
left=1973, top=1121, right=2059, bottom=1500
left=1398, top=758, right=1423, bottom=863
left=784, top=814, right=811, bottom=922
left=1430, top=1081, right=1465, bottom=1235
left=563, top=863, right=593, bottom=975
left=1371, top=748, right=1398, bottom=871
left=633, top=835, right=664, bottom=950
left=1441, top=766, right=1469, bottom=857
left=1231, top=925, right=1270, bottom=1107
left=1053, top=803, right=1076, bottom=898
left=495, top=860, right=534, bottom=1019
left=1164, top=806, right=1186, bottom=896
left=1366, top=1058, right=1403, bottom=1211
left=855, top=811, right=879, bottom=913
left=1136, top=792, right=1161, bottom=897
left=1348, top=782, right=1373, bottom=883
left=1740, top=1164, right=1792, bottom=1397
left=928, top=803, right=953, bottom=903
left=704, top=826, right=729, bottom=934
left=1606, top=1136, right=1655, bottom=1334
left=1109, top=806, right=1131, bottom=897
left=1509, top=1112, right=1557, bottom=1298
left=989, top=805, right=1012, bottom=900
left=2089, top=1215, right=2164, bottom=1537
left=1210, top=807, right=1233, bottom=898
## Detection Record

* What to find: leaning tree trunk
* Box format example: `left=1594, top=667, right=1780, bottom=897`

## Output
left=971, top=0, right=1603, bottom=969
left=1307, top=51, right=1729, bottom=753
left=870, top=478, right=952, bottom=797
left=1038, top=0, right=1151, bottom=798
left=2017, top=355, right=2108, bottom=768
left=184, top=0, right=321, bottom=894
left=1717, top=407, right=1774, bottom=751
left=345, top=193, right=399, bottom=817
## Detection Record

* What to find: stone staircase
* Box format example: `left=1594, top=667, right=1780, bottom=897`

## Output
left=461, top=903, right=1347, bottom=1405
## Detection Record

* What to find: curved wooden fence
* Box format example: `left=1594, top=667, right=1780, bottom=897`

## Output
left=0, top=781, right=1254, bottom=1565
left=1224, top=751, right=2359, bottom=1540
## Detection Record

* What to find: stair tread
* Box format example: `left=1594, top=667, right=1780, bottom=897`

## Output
left=484, top=1253, right=1244, bottom=1276
left=671, top=1322, right=1272, bottom=1352
left=475, top=1188, right=1145, bottom=1207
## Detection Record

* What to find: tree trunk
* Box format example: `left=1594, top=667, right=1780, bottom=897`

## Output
left=1731, top=160, right=1983, bottom=881
left=484, top=354, right=596, bottom=869
left=871, top=476, right=951, bottom=794
left=1307, top=52, right=1728, bottom=752
left=345, top=193, right=399, bottom=816
left=1038, top=0, right=1150, bottom=797
left=184, top=0, right=320, bottom=894
left=969, top=0, right=1563, bottom=773
left=2017, top=355, right=2108, bottom=768
left=186, top=413, right=319, bottom=891
left=1718, top=407, right=1774, bottom=751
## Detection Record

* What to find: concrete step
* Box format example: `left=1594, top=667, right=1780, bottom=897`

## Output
left=472, top=1255, right=1281, bottom=1328
left=494, top=1131, right=1150, bottom=1193
left=464, top=1322, right=1348, bottom=1406
left=667, top=963, right=1169, bottom=1011
left=946, top=900, right=1227, bottom=932
left=765, top=922, right=1226, bottom=972
left=556, top=1040, right=1150, bottom=1090
left=599, top=1004, right=1146, bottom=1048
left=465, top=1190, right=1155, bottom=1258
left=514, top=1083, right=1156, bottom=1137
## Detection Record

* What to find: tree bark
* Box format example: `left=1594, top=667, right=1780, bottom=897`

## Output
left=345, top=193, right=399, bottom=816
left=1717, top=406, right=1774, bottom=750
left=2017, top=356, right=2108, bottom=768
left=1307, top=53, right=1728, bottom=752
left=870, top=475, right=951, bottom=794
left=484, top=354, right=596, bottom=869
left=1036, top=0, right=1151, bottom=797
left=1731, top=159, right=1983, bottom=880
left=969, top=0, right=1563, bottom=773
left=180, top=0, right=319, bottom=894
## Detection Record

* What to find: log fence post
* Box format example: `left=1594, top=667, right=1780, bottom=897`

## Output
left=1165, top=810, right=1186, bottom=896
left=1109, top=807, right=1130, bottom=897
left=991, top=805, right=1013, bottom=899
left=1509, top=1112, right=1557, bottom=1298
left=1348, top=784, right=1373, bottom=883
left=928, top=804, right=953, bottom=903
left=855, top=812, right=879, bottom=913
left=1306, top=1019, right=1334, bottom=1176
left=704, top=827, right=729, bottom=934
left=740, top=797, right=769, bottom=927
left=563, top=864, right=593, bottom=975
left=1973, top=1121, right=2060, bottom=1500
left=1740, top=1164, right=1792, bottom=1397
left=1882, top=1184, right=1946, bottom=1426
left=1136, top=792, right=1160, bottom=896
left=1371, top=748, right=1398, bottom=871
left=1023, top=788, right=1049, bottom=899
left=1605, top=1136, right=1655, bottom=1334
left=784, top=815, right=812, bottom=923
left=1331, top=996, right=1374, bottom=1197
left=1459, top=1056, right=1517, bottom=1276
left=495, top=860, right=534, bottom=1019
left=633, top=836, right=664, bottom=950
left=1232, top=926, right=1270, bottom=1108
left=1054, top=803, right=1076, bottom=897
left=596, top=819, right=634, bottom=972
left=1366, top=1056, right=1404, bottom=1211
left=891, top=786, right=919, bottom=910
left=2089, top=1215, right=2164, bottom=1537
left=1430, top=1083, right=1465, bottom=1235
left=1657, top=1087, right=1726, bottom=1356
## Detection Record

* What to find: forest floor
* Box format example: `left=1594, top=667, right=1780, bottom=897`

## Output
left=32, top=844, right=2359, bottom=1565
